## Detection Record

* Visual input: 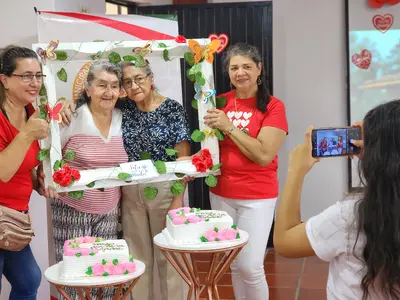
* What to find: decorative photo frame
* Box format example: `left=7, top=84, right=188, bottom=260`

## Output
left=32, top=38, right=226, bottom=199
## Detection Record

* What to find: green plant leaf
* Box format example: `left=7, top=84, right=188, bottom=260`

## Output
left=195, top=73, right=205, bottom=86
left=216, top=96, right=227, bottom=108
left=191, top=129, right=205, bottom=142
left=188, top=64, right=201, bottom=75
left=86, top=181, right=96, bottom=188
left=184, top=52, right=194, bottom=66
left=57, top=68, right=68, bottom=82
left=175, top=173, right=185, bottom=178
left=36, top=148, right=50, bottom=161
left=113, top=259, right=119, bottom=265
left=214, top=129, right=225, bottom=141
left=64, top=149, right=75, bottom=161
left=153, top=160, right=167, bottom=174
left=211, top=163, right=221, bottom=171
left=68, top=190, right=84, bottom=199
left=135, top=55, right=145, bottom=67
left=191, top=100, right=198, bottom=110
left=38, top=105, right=47, bottom=120
left=39, top=85, right=47, bottom=96
left=139, top=151, right=152, bottom=160
left=163, top=49, right=170, bottom=61
left=187, top=72, right=196, bottom=82
left=123, top=55, right=136, bottom=62
left=165, top=148, right=178, bottom=156
left=55, top=50, right=68, bottom=61
left=205, top=174, right=218, bottom=187
left=40, top=97, right=48, bottom=105
left=118, top=172, right=131, bottom=180
left=171, top=181, right=185, bottom=196
left=53, top=160, right=63, bottom=171
left=98, top=188, right=105, bottom=192
left=144, top=186, right=158, bottom=200
left=108, top=52, right=121, bottom=64
left=158, top=42, right=167, bottom=48
left=86, top=266, right=93, bottom=276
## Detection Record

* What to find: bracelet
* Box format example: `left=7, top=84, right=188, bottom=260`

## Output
left=226, top=127, right=236, bottom=135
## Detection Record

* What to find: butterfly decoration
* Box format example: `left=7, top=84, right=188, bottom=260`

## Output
left=203, top=129, right=215, bottom=139
left=188, top=39, right=221, bottom=64
left=46, top=102, right=64, bottom=123
left=132, top=43, right=152, bottom=57
left=36, top=40, right=59, bottom=65
left=194, top=84, right=216, bottom=104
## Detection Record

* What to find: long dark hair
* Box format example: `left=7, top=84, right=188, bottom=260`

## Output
left=222, top=43, right=270, bottom=112
left=0, top=45, right=39, bottom=109
left=355, top=99, right=400, bottom=299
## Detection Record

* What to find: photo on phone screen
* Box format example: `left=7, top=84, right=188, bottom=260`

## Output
left=311, top=127, right=361, bottom=158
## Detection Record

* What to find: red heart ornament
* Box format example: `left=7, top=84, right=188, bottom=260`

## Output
left=372, top=14, right=393, bottom=33
left=208, top=33, right=229, bottom=54
left=352, top=49, right=372, bottom=70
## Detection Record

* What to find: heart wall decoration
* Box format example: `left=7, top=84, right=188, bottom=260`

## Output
left=373, top=14, right=394, bottom=33
left=352, top=49, right=372, bottom=70
left=208, top=33, right=229, bottom=54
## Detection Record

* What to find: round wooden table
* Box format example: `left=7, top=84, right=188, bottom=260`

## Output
left=154, top=230, right=248, bottom=300
left=44, top=260, right=145, bottom=300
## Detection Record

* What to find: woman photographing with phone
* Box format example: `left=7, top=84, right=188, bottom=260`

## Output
left=274, top=100, right=400, bottom=299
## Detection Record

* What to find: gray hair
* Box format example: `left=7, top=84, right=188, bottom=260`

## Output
left=120, top=59, right=153, bottom=79
left=222, top=43, right=263, bottom=73
left=76, top=61, right=122, bottom=108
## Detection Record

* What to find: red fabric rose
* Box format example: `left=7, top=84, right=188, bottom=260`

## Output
left=175, top=35, right=187, bottom=43
left=195, top=161, right=207, bottom=173
left=192, top=155, right=201, bottom=165
left=71, top=169, right=81, bottom=181
left=201, top=149, right=211, bottom=159
left=52, top=165, right=81, bottom=187
left=53, top=171, right=63, bottom=184
left=60, top=173, right=72, bottom=187
left=204, top=157, right=213, bottom=169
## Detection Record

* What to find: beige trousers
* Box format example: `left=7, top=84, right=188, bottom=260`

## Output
left=122, top=182, right=184, bottom=300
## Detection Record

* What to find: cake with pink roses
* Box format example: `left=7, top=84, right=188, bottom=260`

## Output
left=162, top=207, right=240, bottom=245
left=61, top=236, right=136, bottom=279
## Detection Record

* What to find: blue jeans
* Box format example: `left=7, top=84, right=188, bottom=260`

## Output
left=0, top=245, right=41, bottom=300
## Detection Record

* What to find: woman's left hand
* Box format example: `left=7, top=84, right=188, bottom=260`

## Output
left=204, top=109, right=234, bottom=133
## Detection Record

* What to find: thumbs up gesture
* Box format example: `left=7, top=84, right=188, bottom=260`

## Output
left=21, top=108, right=49, bottom=141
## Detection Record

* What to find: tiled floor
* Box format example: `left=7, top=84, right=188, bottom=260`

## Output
left=195, top=248, right=328, bottom=300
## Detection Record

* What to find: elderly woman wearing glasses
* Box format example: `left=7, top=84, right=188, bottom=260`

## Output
left=0, top=45, right=49, bottom=299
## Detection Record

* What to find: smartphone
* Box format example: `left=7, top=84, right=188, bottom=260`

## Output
left=311, top=127, right=361, bottom=158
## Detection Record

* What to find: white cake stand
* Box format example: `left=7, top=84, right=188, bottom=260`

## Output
left=44, top=260, right=145, bottom=300
left=153, top=230, right=249, bottom=300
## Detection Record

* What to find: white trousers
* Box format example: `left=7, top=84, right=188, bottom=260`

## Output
left=210, top=193, right=277, bottom=300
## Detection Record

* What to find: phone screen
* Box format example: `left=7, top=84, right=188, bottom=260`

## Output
left=311, top=127, right=361, bottom=158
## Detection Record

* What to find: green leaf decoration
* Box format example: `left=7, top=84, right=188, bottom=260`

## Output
left=165, top=148, right=178, bottom=156
left=64, top=149, right=75, bottom=161
left=205, top=219, right=210, bottom=222
left=57, top=68, right=68, bottom=83
left=135, top=55, right=145, bottom=68
left=118, top=172, right=131, bottom=180
left=187, top=72, right=196, bottom=82
left=171, top=181, right=185, bottom=196
left=210, top=163, right=222, bottom=171
left=215, top=238, right=220, bottom=241
left=158, top=42, right=168, bottom=48
left=214, top=129, right=225, bottom=141
left=175, top=173, right=185, bottom=178
left=200, top=236, right=208, bottom=242
left=184, top=52, right=195, bottom=66
left=75, top=253, right=82, bottom=258
left=103, top=272, right=109, bottom=277
left=209, top=96, right=216, bottom=107
left=153, top=160, right=167, bottom=174
left=40, top=97, right=48, bottom=105
left=163, top=49, right=170, bottom=61
left=36, top=148, right=50, bottom=161
left=39, top=105, right=48, bottom=120
left=214, top=227, right=219, bottom=232
left=89, top=252, right=95, bottom=256
left=53, top=160, right=62, bottom=171
left=140, top=151, right=152, bottom=160
left=236, top=232, right=241, bottom=239
left=93, top=40, right=104, bottom=42
left=55, top=50, right=68, bottom=61
left=102, top=259, right=107, bottom=265
left=108, top=52, right=121, bottom=64
left=231, top=224, right=237, bottom=230
left=68, top=190, right=84, bottom=199
left=195, top=73, right=205, bottom=86
left=86, top=181, right=96, bottom=188
left=191, top=100, right=198, bottom=110
left=39, top=85, right=47, bottom=96
left=191, top=129, right=206, bottom=142
left=95, top=238, right=102, bottom=242
left=190, top=208, right=195, bottom=213
left=216, top=96, right=227, bottom=108
left=113, top=259, right=119, bottom=265
left=124, top=270, right=129, bottom=275
left=123, top=55, right=136, bottom=62
left=98, top=188, right=105, bottom=192
left=184, top=220, right=190, bottom=224
left=144, top=186, right=158, bottom=200
left=86, top=267, right=93, bottom=276
left=205, top=174, right=218, bottom=187
left=129, top=254, right=134, bottom=262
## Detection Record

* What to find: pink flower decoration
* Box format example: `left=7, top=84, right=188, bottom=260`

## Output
left=64, top=248, right=79, bottom=256
left=83, top=236, right=97, bottom=243
left=112, top=264, right=125, bottom=275
left=168, top=209, right=180, bottom=216
left=75, top=237, right=84, bottom=243
left=205, top=229, right=218, bottom=242
left=124, top=262, right=136, bottom=273
left=223, top=228, right=237, bottom=240
left=217, top=230, right=227, bottom=241
left=92, top=264, right=105, bottom=276
left=182, top=207, right=191, bottom=214
left=172, top=216, right=187, bottom=225
left=81, top=248, right=91, bottom=256
left=187, top=215, right=201, bottom=223
left=103, top=263, right=114, bottom=275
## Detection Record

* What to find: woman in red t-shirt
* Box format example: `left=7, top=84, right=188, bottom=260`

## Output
left=204, top=43, right=288, bottom=300
left=0, top=45, right=49, bottom=299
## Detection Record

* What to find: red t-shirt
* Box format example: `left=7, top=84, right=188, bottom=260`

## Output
left=210, top=90, right=288, bottom=200
left=0, top=104, right=40, bottom=211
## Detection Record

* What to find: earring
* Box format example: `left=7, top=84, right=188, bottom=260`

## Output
left=151, top=84, right=155, bottom=91
left=257, top=76, right=262, bottom=85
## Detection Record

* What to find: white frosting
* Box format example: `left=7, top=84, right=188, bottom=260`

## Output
left=61, top=240, right=130, bottom=279
left=165, top=210, right=233, bottom=245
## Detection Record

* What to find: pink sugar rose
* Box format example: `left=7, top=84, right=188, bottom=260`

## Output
left=112, top=264, right=125, bottom=275
left=168, top=209, right=180, bottom=216
left=92, top=264, right=105, bottom=276
left=64, top=248, right=79, bottom=256
left=81, top=248, right=91, bottom=256
left=103, top=263, right=114, bottom=275
left=205, top=229, right=218, bottom=242
left=124, top=262, right=136, bottom=273
left=83, top=236, right=96, bottom=243
left=75, top=237, right=84, bottom=243
left=182, top=207, right=191, bottom=213
left=187, top=215, right=201, bottom=223
left=172, top=216, right=187, bottom=225
left=216, top=230, right=227, bottom=241
left=224, top=228, right=237, bottom=240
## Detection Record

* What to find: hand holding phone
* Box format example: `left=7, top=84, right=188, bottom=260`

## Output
left=311, top=127, right=362, bottom=158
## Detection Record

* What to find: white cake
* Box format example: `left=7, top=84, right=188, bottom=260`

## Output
left=61, top=237, right=136, bottom=279
left=163, top=207, right=241, bottom=245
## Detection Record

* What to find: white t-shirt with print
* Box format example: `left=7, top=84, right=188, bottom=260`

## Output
left=306, top=198, right=386, bottom=300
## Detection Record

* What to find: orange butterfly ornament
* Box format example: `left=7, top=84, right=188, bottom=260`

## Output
left=188, top=39, right=221, bottom=64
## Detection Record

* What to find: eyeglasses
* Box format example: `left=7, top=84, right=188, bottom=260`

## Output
left=122, top=74, right=150, bottom=89
left=12, top=74, right=46, bottom=83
